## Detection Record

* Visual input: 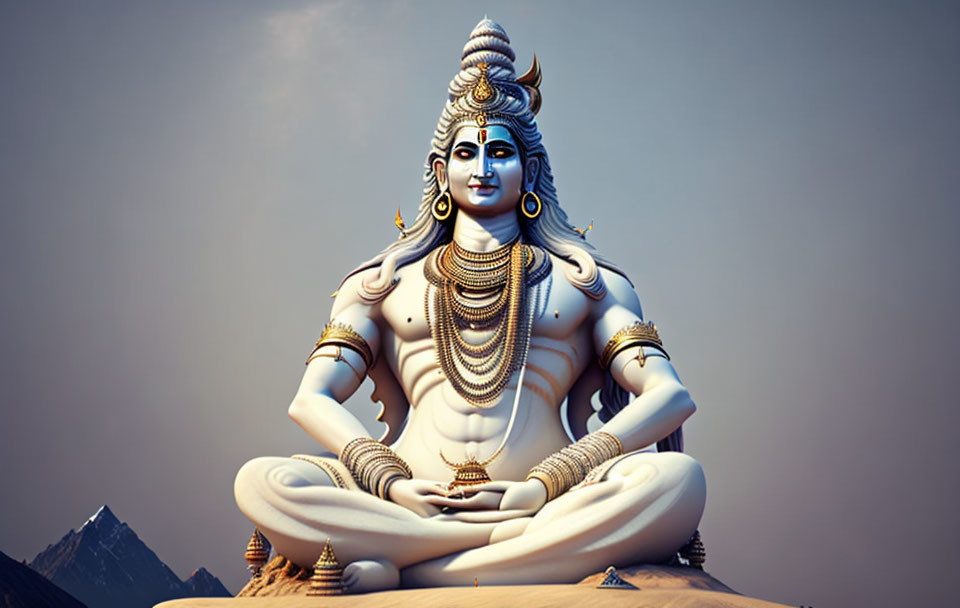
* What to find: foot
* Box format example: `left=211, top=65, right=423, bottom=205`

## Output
left=342, top=559, right=400, bottom=594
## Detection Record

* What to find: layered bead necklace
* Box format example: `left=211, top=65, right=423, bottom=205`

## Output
left=424, top=238, right=551, bottom=407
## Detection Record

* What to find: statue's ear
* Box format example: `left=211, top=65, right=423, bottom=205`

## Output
left=434, top=158, right=448, bottom=191
left=524, top=157, right=540, bottom=192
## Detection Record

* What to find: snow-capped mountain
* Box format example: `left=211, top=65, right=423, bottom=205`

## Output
left=28, top=505, right=230, bottom=608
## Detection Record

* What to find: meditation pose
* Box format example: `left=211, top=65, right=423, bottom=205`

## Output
left=235, top=18, right=706, bottom=592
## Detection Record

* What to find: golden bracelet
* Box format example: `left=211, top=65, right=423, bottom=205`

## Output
left=526, top=431, right=624, bottom=501
left=599, top=321, right=669, bottom=369
left=339, top=437, right=411, bottom=499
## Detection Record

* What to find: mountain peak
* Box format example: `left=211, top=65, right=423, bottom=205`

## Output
left=184, top=566, right=231, bottom=597
left=81, top=505, right=121, bottom=532
left=187, top=567, right=212, bottom=579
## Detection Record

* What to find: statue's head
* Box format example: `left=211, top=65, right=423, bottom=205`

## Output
left=349, top=18, right=623, bottom=302
left=426, top=18, right=544, bottom=223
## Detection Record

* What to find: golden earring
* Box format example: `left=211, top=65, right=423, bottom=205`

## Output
left=432, top=191, right=453, bottom=221
left=520, top=191, right=542, bottom=220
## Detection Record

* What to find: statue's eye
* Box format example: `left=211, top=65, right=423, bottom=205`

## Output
left=489, top=145, right=516, bottom=159
left=453, top=147, right=476, bottom=160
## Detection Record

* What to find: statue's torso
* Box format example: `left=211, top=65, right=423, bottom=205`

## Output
left=377, top=252, right=596, bottom=482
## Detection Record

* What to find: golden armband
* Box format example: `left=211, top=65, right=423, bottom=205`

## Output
left=599, top=321, right=670, bottom=370
left=338, top=437, right=412, bottom=500
left=306, top=322, right=375, bottom=370
left=526, top=431, right=623, bottom=501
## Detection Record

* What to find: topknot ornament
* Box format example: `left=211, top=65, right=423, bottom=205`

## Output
left=473, top=62, right=494, bottom=102
left=461, top=18, right=515, bottom=72
left=452, top=18, right=543, bottom=117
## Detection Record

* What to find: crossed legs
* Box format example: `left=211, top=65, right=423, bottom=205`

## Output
left=235, top=451, right=705, bottom=590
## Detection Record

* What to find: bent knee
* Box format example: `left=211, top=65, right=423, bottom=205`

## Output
left=236, top=456, right=284, bottom=494
left=655, top=452, right=705, bottom=496
left=658, top=452, right=704, bottom=481
left=236, top=456, right=339, bottom=496
left=235, top=457, right=283, bottom=511
left=613, top=452, right=705, bottom=499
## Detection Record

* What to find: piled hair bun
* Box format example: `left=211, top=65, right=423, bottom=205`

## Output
left=460, top=18, right=516, bottom=73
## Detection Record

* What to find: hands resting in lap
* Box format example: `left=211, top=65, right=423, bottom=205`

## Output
left=387, top=478, right=548, bottom=522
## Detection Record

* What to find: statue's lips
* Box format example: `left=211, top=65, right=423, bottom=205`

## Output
left=469, top=184, right=497, bottom=194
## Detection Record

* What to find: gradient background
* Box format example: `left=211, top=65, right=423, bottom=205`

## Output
left=1, top=1, right=957, bottom=606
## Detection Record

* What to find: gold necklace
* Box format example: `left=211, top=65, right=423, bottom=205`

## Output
left=424, top=239, right=551, bottom=407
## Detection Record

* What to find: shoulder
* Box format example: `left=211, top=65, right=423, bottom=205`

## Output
left=595, top=267, right=642, bottom=318
left=331, top=267, right=380, bottom=318
left=327, top=267, right=386, bottom=349
left=589, top=267, right=648, bottom=352
left=393, top=254, right=429, bottom=283
left=545, top=251, right=641, bottom=313
left=542, top=247, right=633, bottom=304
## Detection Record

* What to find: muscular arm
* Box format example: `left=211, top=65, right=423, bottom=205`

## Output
left=287, top=273, right=382, bottom=454
left=591, top=270, right=696, bottom=453
left=285, top=271, right=451, bottom=516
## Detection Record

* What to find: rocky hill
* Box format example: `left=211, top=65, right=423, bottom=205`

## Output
left=0, top=549, right=87, bottom=608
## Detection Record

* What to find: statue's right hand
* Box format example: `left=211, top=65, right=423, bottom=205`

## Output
left=386, top=478, right=449, bottom=517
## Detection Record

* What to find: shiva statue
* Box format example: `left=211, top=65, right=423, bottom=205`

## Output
left=235, top=18, right=705, bottom=592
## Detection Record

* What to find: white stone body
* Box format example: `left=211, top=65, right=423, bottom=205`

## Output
left=234, top=17, right=706, bottom=592
left=235, top=250, right=706, bottom=589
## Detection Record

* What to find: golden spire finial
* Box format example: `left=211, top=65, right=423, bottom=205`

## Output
left=395, top=205, right=407, bottom=237
left=473, top=62, right=493, bottom=102
left=317, top=538, right=340, bottom=566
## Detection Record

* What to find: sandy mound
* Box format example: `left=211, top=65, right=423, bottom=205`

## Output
left=157, top=561, right=790, bottom=608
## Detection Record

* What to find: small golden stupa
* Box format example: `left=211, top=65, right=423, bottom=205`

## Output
left=440, top=449, right=501, bottom=491
left=445, top=456, right=494, bottom=490
left=680, top=530, right=706, bottom=569
left=306, top=539, right=343, bottom=596
left=244, top=528, right=271, bottom=578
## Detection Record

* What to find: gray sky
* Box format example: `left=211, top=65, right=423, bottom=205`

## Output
left=1, top=1, right=957, bottom=605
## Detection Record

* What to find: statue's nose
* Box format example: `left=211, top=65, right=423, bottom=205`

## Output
left=474, top=146, right=493, bottom=179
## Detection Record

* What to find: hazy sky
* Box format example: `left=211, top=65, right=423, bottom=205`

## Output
left=1, top=1, right=957, bottom=605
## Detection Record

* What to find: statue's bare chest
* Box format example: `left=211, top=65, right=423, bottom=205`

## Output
left=380, top=254, right=593, bottom=406
left=382, top=258, right=590, bottom=343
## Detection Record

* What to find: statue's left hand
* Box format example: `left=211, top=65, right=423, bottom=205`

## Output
left=431, top=479, right=547, bottom=523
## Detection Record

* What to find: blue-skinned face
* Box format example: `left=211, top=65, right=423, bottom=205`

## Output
left=446, top=125, right=524, bottom=217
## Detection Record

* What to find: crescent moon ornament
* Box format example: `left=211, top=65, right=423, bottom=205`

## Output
left=516, top=53, right=542, bottom=115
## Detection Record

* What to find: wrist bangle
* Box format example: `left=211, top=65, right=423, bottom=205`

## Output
left=526, top=431, right=624, bottom=501
left=339, top=437, right=412, bottom=498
